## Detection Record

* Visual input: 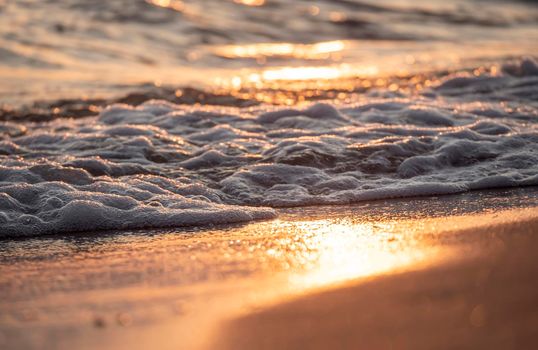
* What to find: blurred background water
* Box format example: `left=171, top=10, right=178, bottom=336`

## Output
left=1, top=0, right=537, bottom=106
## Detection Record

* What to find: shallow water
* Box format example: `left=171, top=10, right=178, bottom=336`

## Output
left=1, top=0, right=537, bottom=105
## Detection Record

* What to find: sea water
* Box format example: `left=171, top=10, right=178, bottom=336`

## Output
left=0, top=0, right=537, bottom=236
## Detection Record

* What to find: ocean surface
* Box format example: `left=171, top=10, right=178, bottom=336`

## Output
left=2, top=0, right=538, bottom=105
left=0, top=0, right=537, bottom=236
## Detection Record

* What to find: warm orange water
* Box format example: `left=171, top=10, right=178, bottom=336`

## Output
left=1, top=0, right=537, bottom=106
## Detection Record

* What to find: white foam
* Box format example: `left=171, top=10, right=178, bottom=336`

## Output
left=0, top=164, right=276, bottom=237
left=1, top=58, right=538, bottom=236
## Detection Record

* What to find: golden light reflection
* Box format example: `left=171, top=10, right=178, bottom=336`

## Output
left=329, top=11, right=347, bottom=22
left=217, top=64, right=378, bottom=89
left=211, top=64, right=436, bottom=105
left=145, top=0, right=185, bottom=12
left=212, top=63, right=380, bottom=105
left=308, top=5, right=320, bottom=16
left=214, top=40, right=346, bottom=60
left=234, top=0, right=266, bottom=6
left=257, top=66, right=344, bottom=81
left=266, top=218, right=444, bottom=290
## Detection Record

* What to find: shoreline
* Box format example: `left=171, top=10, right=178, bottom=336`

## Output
left=1, top=188, right=537, bottom=349
left=0, top=186, right=536, bottom=241
left=2, top=1, right=538, bottom=349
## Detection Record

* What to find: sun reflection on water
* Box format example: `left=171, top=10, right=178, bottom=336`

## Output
left=215, top=40, right=346, bottom=60
left=213, top=62, right=381, bottom=104
left=145, top=0, right=185, bottom=12
left=252, top=64, right=378, bottom=82
left=233, top=0, right=266, bottom=7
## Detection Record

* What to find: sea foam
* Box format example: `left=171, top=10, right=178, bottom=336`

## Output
left=1, top=58, right=538, bottom=236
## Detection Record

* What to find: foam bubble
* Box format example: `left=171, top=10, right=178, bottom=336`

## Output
left=1, top=58, right=537, bottom=236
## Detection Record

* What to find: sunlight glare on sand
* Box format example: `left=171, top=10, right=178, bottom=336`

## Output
left=266, top=218, right=442, bottom=290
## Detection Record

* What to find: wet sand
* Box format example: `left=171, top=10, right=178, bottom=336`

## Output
left=1, top=188, right=538, bottom=349
left=216, top=208, right=538, bottom=350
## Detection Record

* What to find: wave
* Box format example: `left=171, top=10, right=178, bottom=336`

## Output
left=1, top=58, right=538, bottom=237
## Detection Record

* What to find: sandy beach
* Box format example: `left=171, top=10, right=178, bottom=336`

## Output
left=2, top=1, right=538, bottom=349
left=1, top=188, right=537, bottom=349
left=217, top=207, right=538, bottom=350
